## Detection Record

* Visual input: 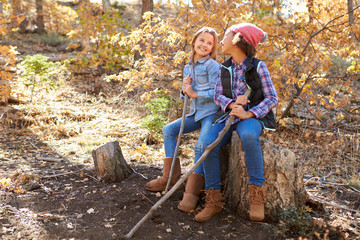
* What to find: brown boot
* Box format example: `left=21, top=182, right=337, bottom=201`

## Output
left=194, top=189, right=222, bottom=222
left=178, top=173, right=204, bottom=213
left=145, top=157, right=181, bottom=192
left=249, top=184, right=265, bottom=221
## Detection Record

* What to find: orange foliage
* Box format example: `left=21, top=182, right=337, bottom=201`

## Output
left=0, top=4, right=20, bottom=103
left=67, top=1, right=131, bottom=72
left=118, top=0, right=359, bottom=120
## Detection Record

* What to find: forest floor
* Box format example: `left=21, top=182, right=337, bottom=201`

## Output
left=1, top=59, right=359, bottom=239
left=1, top=11, right=360, bottom=240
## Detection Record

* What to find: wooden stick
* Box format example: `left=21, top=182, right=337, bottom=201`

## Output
left=125, top=115, right=235, bottom=239
left=165, top=95, right=188, bottom=193
left=125, top=90, right=250, bottom=239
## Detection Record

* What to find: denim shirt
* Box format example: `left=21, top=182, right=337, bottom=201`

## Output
left=181, top=56, right=220, bottom=122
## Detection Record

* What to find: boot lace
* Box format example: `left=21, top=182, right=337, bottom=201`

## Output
left=203, top=189, right=222, bottom=208
left=249, top=185, right=264, bottom=204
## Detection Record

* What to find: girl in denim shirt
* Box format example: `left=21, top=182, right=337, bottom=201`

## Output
left=145, top=28, right=220, bottom=207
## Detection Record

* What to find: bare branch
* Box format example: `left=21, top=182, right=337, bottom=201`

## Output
left=302, top=4, right=360, bottom=54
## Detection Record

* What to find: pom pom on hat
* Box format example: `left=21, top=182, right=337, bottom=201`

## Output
left=229, top=23, right=267, bottom=48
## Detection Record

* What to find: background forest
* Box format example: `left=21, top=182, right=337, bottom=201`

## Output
left=0, top=0, right=359, bottom=239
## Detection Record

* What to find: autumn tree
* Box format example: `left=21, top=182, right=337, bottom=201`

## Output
left=35, top=0, right=45, bottom=33
left=102, top=0, right=111, bottom=13
left=119, top=0, right=359, bottom=122
left=0, top=1, right=21, bottom=103
left=141, top=0, right=153, bottom=24
left=67, top=1, right=131, bottom=73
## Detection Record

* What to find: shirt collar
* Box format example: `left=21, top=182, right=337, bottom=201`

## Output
left=231, top=56, right=248, bottom=70
left=191, top=55, right=210, bottom=65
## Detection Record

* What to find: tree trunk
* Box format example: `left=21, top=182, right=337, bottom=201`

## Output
left=36, top=0, right=45, bottom=34
left=134, top=0, right=153, bottom=61
left=140, top=0, right=153, bottom=24
left=92, top=141, right=132, bottom=183
left=222, top=133, right=306, bottom=221
left=307, top=0, right=314, bottom=24
left=102, top=0, right=111, bottom=13
left=348, top=0, right=354, bottom=26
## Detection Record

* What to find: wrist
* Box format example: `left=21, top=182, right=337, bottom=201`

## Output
left=247, top=110, right=255, bottom=119
left=227, top=102, right=235, bottom=110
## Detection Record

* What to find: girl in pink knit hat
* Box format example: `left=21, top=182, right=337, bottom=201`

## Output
left=191, top=23, right=278, bottom=222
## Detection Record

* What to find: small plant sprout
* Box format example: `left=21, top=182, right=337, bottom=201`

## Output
left=20, top=54, right=62, bottom=102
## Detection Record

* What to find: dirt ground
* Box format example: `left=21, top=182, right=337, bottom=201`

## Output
left=0, top=128, right=274, bottom=240
left=1, top=2, right=359, bottom=236
left=0, top=56, right=359, bottom=239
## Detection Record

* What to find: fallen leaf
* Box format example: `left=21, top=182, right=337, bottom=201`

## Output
left=87, top=208, right=95, bottom=214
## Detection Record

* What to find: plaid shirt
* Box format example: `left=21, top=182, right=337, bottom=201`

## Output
left=214, top=57, right=278, bottom=124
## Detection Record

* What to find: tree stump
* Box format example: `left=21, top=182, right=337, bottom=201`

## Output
left=223, top=133, right=306, bottom=221
left=92, top=141, right=132, bottom=183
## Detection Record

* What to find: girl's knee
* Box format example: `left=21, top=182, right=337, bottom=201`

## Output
left=195, top=139, right=206, bottom=153
left=239, top=130, right=258, bottom=142
left=162, top=124, right=172, bottom=136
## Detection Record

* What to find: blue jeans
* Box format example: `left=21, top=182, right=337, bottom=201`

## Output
left=162, top=114, right=215, bottom=175
left=201, top=118, right=265, bottom=190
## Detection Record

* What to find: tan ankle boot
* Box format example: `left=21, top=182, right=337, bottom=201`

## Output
left=145, top=157, right=181, bottom=192
left=249, top=184, right=265, bottom=221
left=194, top=189, right=222, bottom=222
left=178, top=173, right=204, bottom=213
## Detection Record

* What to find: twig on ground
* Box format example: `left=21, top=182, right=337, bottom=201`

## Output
left=304, top=177, right=321, bottom=185
left=0, top=107, right=10, bottom=120
left=30, top=142, right=39, bottom=149
left=37, top=157, right=64, bottom=162
left=307, top=192, right=360, bottom=214
left=42, top=171, right=77, bottom=178
left=137, top=190, right=154, bottom=205
left=131, top=167, right=148, bottom=180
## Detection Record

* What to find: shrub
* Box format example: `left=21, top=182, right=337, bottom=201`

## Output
left=20, top=54, right=63, bottom=102
left=141, top=91, right=175, bottom=142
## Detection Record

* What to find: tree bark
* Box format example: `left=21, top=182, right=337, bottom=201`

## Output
left=134, top=0, right=153, bottom=61
left=102, top=0, right=111, bottom=13
left=92, top=141, right=132, bottom=183
left=223, top=133, right=306, bottom=221
left=140, top=0, right=153, bottom=24
left=348, top=0, right=354, bottom=26
left=307, top=0, right=314, bottom=24
left=36, top=0, right=45, bottom=34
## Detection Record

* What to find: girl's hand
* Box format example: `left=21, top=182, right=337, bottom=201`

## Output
left=183, top=76, right=192, bottom=88
left=230, top=105, right=255, bottom=119
left=183, top=85, right=198, bottom=98
left=235, top=95, right=250, bottom=106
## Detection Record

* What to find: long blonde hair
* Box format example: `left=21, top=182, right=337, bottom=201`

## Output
left=189, top=27, right=218, bottom=62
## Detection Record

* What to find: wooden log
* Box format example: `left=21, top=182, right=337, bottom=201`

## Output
left=92, top=141, right=132, bottom=183
left=223, top=133, right=306, bottom=221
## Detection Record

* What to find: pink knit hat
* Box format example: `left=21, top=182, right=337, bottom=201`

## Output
left=228, top=23, right=267, bottom=48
